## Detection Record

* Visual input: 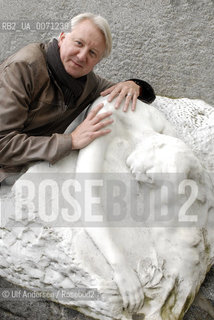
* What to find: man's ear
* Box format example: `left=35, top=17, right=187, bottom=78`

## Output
left=58, top=32, right=65, bottom=47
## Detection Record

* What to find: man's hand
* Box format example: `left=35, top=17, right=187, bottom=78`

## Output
left=71, top=103, right=113, bottom=150
left=100, top=81, right=140, bottom=112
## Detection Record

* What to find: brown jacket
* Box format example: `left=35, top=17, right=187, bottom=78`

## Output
left=0, top=42, right=113, bottom=182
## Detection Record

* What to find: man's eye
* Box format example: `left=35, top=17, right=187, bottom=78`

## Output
left=90, top=50, right=96, bottom=57
left=76, top=41, right=82, bottom=46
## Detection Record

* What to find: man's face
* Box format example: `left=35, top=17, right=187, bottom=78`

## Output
left=58, top=19, right=106, bottom=78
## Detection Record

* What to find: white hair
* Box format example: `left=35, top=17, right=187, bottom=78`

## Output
left=70, top=12, right=112, bottom=58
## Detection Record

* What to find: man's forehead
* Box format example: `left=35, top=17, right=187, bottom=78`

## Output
left=71, top=19, right=101, bottom=35
left=71, top=20, right=89, bottom=30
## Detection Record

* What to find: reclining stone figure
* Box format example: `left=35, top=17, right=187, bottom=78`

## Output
left=0, top=95, right=213, bottom=320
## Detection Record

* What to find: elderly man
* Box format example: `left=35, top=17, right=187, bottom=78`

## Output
left=0, top=12, right=155, bottom=183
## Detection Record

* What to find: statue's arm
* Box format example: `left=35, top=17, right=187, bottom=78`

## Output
left=76, top=109, right=144, bottom=312
left=85, top=226, right=144, bottom=313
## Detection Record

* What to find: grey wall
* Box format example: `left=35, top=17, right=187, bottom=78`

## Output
left=0, top=0, right=213, bottom=105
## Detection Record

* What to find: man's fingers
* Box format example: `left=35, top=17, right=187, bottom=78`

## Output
left=121, top=91, right=138, bottom=112
left=90, top=128, right=112, bottom=140
left=87, top=103, right=104, bottom=120
left=91, top=111, right=113, bottom=125
left=100, top=85, right=117, bottom=96
left=94, top=118, right=114, bottom=130
left=114, top=96, right=125, bottom=109
left=100, top=81, right=140, bottom=111
left=107, top=85, right=127, bottom=103
left=114, top=90, right=132, bottom=111
left=131, top=93, right=138, bottom=111
left=123, top=93, right=133, bottom=112
left=108, top=87, right=126, bottom=108
left=88, top=103, right=113, bottom=125
left=107, top=86, right=137, bottom=111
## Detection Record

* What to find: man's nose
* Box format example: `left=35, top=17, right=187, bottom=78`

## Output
left=77, top=48, right=88, bottom=62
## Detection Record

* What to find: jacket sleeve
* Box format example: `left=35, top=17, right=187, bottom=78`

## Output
left=91, top=73, right=115, bottom=98
left=0, top=61, right=72, bottom=168
left=128, top=78, right=156, bottom=103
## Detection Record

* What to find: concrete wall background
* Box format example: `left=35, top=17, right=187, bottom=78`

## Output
left=0, top=0, right=213, bottom=104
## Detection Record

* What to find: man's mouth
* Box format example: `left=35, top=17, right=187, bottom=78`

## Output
left=71, top=59, right=83, bottom=68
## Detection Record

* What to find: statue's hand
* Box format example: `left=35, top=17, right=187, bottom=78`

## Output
left=113, top=263, right=144, bottom=314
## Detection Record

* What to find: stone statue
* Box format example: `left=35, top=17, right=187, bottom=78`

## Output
left=0, top=96, right=214, bottom=320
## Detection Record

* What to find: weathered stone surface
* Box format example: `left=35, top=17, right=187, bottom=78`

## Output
left=0, top=267, right=214, bottom=319
left=0, top=276, right=93, bottom=320
left=0, top=0, right=214, bottom=104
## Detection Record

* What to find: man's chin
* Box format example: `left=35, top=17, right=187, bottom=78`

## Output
left=65, top=68, right=82, bottom=78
